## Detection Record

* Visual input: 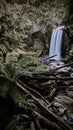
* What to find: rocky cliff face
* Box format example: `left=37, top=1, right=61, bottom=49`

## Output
left=0, top=0, right=71, bottom=59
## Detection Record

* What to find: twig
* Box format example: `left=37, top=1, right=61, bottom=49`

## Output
left=39, top=54, right=57, bottom=61
left=49, top=88, right=57, bottom=101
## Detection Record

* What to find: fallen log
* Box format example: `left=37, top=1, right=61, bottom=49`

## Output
left=15, top=80, right=73, bottom=130
left=33, top=111, right=61, bottom=130
left=16, top=74, right=73, bottom=82
left=32, top=61, right=73, bottom=77
left=17, top=80, right=50, bottom=106
left=38, top=54, right=57, bottom=61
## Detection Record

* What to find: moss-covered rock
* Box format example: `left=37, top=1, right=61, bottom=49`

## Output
left=0, top=0, right=70, bottom=57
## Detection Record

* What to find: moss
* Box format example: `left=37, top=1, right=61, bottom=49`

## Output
left=15, top=26, right=24, bottom=33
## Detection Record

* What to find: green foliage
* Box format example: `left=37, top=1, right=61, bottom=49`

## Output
left=18, top=98, right=36, bottom=111
left=69, top=0, right=73, bottom=14
left=35, top=0, right=45, bottom=6
left=0, top=78, right=10, bottom=97
left=5, top=95, right=36, bottom=130
left=5, top=0, right=28, bottom=4
left=0, top=12, right=19, bottom=53
left=67, top=46, right=73, bottom=62
left=9, top=85, right=25, bottom=104
left=4, top=0, right=46, bottom=5
left=5, top=114, right=30, bottom=130
left=0, top=75, right=37, bottom=130
left=0, top=51, right=49, bottom=129
left=0, top=52, right=49, bottom=79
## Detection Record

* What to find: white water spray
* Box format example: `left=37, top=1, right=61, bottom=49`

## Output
left=49, top=26, right=65, bottom=60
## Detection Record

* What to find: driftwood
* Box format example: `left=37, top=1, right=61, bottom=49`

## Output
left=17, top=75, right=73, bottom=81
left=0, top=62, right=73, bottom=130
left=33, top=111, right=61, bottom=130
left=15, top=80, right=73, bottom=130
left=17, top=61, right=73, bottom=81
left=0, top=54, right=73, bottom=130
left=32, top=61, right=73, bottom=77
left=16, top=80, right=50, bottom=106
left=39, top=54, right=57, bottom=61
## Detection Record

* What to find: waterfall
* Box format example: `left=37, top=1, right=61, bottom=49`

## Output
left=49, top=26, right=65, bottom=60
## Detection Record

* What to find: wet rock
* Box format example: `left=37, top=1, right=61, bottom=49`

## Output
left=70, top=73, right=73, bottom=77
left=67, top=114, right=73, bottom=125
left=58, top=107, right=67, bottom=116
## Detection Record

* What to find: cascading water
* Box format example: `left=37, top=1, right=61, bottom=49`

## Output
left=48, top=25, right=72, bottom=74
left=39, top=25, right=72, bottom=74
left=49, top=26, right=65, bottom=60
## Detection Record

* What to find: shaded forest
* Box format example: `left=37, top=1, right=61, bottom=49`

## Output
left=0, top=0, right=73, bottom=130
